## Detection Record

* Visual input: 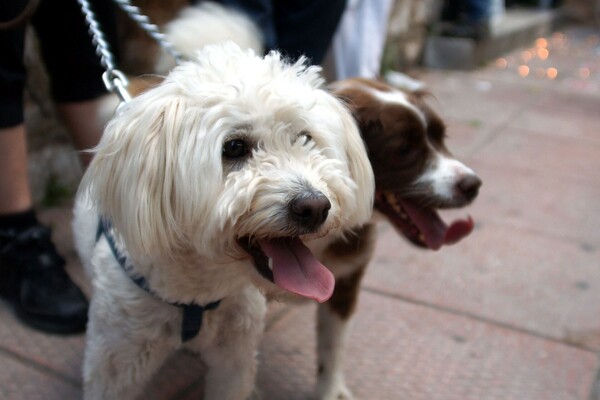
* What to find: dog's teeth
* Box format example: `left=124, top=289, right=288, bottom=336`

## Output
left=384, top=192, right=403, bottom=214
left=268, top=258, right=273, bottom=271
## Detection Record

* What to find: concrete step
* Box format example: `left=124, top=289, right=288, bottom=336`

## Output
left=423, top=8, right=565, bottom=70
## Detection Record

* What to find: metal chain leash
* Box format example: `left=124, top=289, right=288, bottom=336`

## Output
left=78, top=0, right=187, bottom=103
left=111, top=0, right=187, bottom=65
left=77, top=0, right=131, bottom=102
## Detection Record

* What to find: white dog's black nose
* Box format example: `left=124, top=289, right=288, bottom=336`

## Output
left=290, top=191, right=331, bottom=231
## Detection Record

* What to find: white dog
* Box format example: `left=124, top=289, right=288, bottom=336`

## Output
left=73, top=42, right=374, bottom=400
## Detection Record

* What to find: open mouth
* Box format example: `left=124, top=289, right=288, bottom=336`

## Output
left=237, top=237, right=335, bottom=302
left=375, top=190, right=474, bottom=250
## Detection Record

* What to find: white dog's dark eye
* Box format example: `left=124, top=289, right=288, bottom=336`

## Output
left=222, top=139, right=249, bottom=159
left=299, top=131, right=312, bottom=145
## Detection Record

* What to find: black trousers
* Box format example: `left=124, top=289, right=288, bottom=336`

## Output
left=0, top=0, right=118, bottom=128
left=216, top=0, right=347, bottom=64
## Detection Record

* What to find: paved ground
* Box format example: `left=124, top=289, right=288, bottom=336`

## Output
left=1, top=24, right=599, bottom=400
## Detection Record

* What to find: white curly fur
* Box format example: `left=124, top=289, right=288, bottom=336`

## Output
left=73, top=42, right=373, bottom=400
left=154, top=2, right=264, bottom=74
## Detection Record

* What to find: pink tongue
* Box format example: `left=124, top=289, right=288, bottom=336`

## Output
left=401, top=200, right=474, bottom=250
left=445, top=216, right=474, bottom=245
left=258, top=238, right=335, bottom=302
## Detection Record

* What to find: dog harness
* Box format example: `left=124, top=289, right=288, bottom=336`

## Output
left=95, top=219, right=221, bottom=343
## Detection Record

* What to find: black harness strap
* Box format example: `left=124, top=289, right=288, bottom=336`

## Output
left=96, top=219, right=221, bottom=343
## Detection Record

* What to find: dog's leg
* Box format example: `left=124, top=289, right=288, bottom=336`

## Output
left=316, top=267, right=366, bottom=400
left=83, top=300, right=175, bottom=400
left=316, top=224, right=375, bottom=400
left=201, top=333, right=263, bottom=400
left=200, top=287, right=266, bottom=400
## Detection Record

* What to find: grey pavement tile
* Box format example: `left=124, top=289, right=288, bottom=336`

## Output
left=466, top=159, right=600, bottom=245
left=0, top=306, right=85, bottom=382
left=534, top=86, right=600, bottom=116
left=442, top=118, right=498, bottom=159
left=424, top=69, right=542, bottom=105
left=141, top=352, right=207, bottom=400
left=422, top=74, right=539, bottom=128
left=0, top=353, right=80, bottom=400
left=256, top=292, right=598, bottom=400
left=363, top=220, right=600, bottom=350
left=505, top=103, right=600, bottom=144
left=472, top=126, right=600, bottom=183
left=0, top=327, right=204, bottom=400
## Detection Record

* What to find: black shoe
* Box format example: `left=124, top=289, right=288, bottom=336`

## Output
left=0, top=224, right=88, bottom=334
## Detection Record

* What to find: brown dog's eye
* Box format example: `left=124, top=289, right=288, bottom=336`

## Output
left=222, top=139, right=248, bottom=159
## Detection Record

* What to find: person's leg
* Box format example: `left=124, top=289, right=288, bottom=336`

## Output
left=56, top=99, right=106, bottom=167
left=441, top=0, right=492, bottom=40
left=0, top=125, right=32, bottom=214
left=273, top=0, right=347, bottom=64
left=32, top=0, right=118, bottom=166
left=0, top=2, right=34, bottom=214
left=0, top=126, right=89, bottom=334
left=0, top=0, right=88, bottom=334
left=468, top=0, right=492, bottom=23
left=441, top=0, right=465, bottom=22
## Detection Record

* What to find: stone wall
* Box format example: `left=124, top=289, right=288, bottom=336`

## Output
left=383, top=0, right=443, bottom=72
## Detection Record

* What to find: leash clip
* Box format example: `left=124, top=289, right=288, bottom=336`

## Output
left=102, top=69, right=132, bottom=103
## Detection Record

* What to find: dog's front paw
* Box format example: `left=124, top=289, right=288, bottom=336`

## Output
left=317, top=380, right=354, bottom=400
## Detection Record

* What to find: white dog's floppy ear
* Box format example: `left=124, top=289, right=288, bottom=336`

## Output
left=80, top=85, right=191, bottom=259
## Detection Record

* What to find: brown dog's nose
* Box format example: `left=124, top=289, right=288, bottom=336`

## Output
left=456, top=174, right=482, bottom=201
left=290, top=191, right=331, bottom=231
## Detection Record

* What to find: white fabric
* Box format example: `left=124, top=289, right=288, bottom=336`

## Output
left=331, top=0, right=394, bottom=79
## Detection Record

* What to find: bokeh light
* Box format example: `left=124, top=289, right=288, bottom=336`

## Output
left=579, top=67, right=591, bottom=79
left=537, top=48, right=549, bottom=60
left=546, top=68, right=558, bottom=80
left=535, top=38, right=548, bottom=48
left=518, top=65, right=530, bottom=77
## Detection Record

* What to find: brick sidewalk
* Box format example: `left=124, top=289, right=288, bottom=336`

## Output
left=1, top=24, right=599, bottom=400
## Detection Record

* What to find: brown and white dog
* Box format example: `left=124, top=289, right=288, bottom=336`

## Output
left=310, top=77, right=482, bottom=399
